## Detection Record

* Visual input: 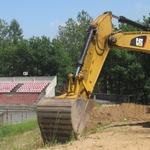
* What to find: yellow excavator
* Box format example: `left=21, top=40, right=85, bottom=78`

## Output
left=37, top=11, right=150, bottom=143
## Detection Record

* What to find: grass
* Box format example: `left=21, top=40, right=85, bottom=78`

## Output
left=93, top=100, right=102, bottom=109
left=0, top=119, right=43, bottom=150
left=0, top=119, right=38, bottom=141
left=50, top=112, right=61, bottom=143
left=82, top=121, right=112, bottom=137
left=91, top=121, right=112, bottom=134
left=70, top=130, right=75, bottom=141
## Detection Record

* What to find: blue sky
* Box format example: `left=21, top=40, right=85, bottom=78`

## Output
left=0, top=0, right=149, bottom=39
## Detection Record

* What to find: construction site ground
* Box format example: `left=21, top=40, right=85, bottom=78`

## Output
left=37, top=103, right=150, bottom=150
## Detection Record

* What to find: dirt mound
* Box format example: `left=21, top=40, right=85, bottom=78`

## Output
left=85, top=103, right=150, bottom=130
left=37, top=103, right=150, bottom=150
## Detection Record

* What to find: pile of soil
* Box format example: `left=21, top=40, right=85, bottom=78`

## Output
left=85, top=103, right=150, bottom=130
left=37, top=103, right=150, bottom=150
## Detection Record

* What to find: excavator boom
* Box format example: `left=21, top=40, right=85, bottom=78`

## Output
left=37, top=11, right=150, bottom=143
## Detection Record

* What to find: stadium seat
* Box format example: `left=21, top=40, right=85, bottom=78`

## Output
left=17, top=81, right=49, bottom=93
left=0, top=82, right=18, bottom=93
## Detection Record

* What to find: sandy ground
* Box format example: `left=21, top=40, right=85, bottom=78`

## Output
left=37, top=103, right=150, bottom=150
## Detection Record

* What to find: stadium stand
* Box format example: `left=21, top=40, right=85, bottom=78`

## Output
left=0, top=76, right=57, bottom=105
left=17, top=81, right=49, bottom=93
left=0, top=82, right=18, bottom=93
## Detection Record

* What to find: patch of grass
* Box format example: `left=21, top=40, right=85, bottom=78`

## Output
left=82, top=121, right=112, bottom=136
left=53, top=139, right=61, bottom=146
left=91, top=124, right=105, bottom=133
left=70, top=130, right=75, bottom=141
left=44, top=113, right=62, bottom=146
left=94, top=100, right=102, bottom=109
left=51, top=130, right=76, bottom=146
left=0, top=119, right=38, bottom=141
left=0, top=120, right=42, bottom=150
left=105, top=121, right=112, bottom=126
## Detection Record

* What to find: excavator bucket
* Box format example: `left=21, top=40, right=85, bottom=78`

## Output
left=37, top=98, right=94, bottom=143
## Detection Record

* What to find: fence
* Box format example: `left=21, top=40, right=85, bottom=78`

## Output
left=0, top=109, right=37, bottom=126
left=92, top=93, right=128, bottom=104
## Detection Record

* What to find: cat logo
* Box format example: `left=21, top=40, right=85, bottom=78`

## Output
left=130, top=36, right=146, bottom=47
left=136, top=38, right=143, bottom=46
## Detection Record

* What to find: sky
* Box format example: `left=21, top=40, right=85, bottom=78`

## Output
left=0, top=0, right=150, bottom=39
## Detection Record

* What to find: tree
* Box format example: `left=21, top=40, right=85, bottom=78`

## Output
left=0, top=19, right=9, bottom=49
left=0, top=44, right=17, bottom=76
left=57, top=10, right=93, bottom=71
left=27, top=36, right=52, bottom=76
left=14, top=39, right=31, bottom=76
left=26, top=36, right=70, bottom=82
left=9, top=19, right=23, bottom=44
left=50, top=38, right=72, bottom=83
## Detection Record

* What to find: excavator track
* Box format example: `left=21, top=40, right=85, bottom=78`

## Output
left=37, top=98, right=94, bottom=143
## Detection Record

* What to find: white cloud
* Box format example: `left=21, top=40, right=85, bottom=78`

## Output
left=50, top=20, right=58, bottom=27
left=135, top=2, right=148, bottom=9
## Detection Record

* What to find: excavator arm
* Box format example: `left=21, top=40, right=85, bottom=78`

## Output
left=37, top=11, right=150, bottom=143
left=57, top=12, right=113, bottom=99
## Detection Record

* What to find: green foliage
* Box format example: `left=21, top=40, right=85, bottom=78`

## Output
left=52, top=140, right=59, bottom=146
left=83, top=122, right=111, bottom=136
left=0, top=119, right=38, bottom=141
left=58, top=10, right=93, bottom=70
left=94, top=100, right=102, bottom=108
left=50, top=38, right=73, bottom=83
left=9, top=19, right=23, bottom=44
left=70, top=130, right=75, bottom=141
left=0, top=19, right=10, bottom=49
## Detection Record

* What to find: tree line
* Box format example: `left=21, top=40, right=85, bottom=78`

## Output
left=0, top=10, right=150, bottom=104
